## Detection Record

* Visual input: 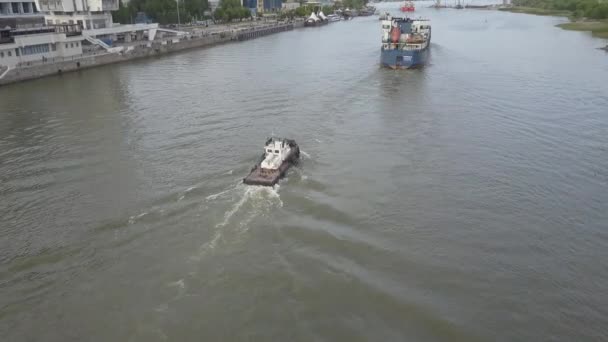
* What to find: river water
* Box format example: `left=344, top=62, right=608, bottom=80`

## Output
left=2, top=3, right=608, bottom=341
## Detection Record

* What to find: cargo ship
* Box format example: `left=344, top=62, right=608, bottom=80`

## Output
left=400, top=1, right=415, bottom=12
left=380, top=17, right=431, bottom=69
left=243, top=138, right=300, bottom=186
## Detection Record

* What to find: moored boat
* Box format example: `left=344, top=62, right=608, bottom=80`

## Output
left=327, top=14, right=341, bottom=22
left=400, top=1, right=415, bottom=12
left=380, top=17, right=431, bottom=69
left=243, top=138, right=300, bottom=186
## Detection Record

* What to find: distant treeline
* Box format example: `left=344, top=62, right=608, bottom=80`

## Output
left=113, top=0, right=209, bottom=25
left=339, top=0, right=369, bottom=10
left=512, top=0, right=608, bottom=19
left=213, top=0, right=251, bottom=22
left=112, top=0, right=373, bottom=25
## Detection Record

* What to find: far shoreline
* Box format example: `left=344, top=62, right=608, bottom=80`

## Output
left=498, top=6, right=608, bottom=43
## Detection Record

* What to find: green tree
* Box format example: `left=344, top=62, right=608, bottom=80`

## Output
left=321, top=5, right=335, bottom=14
left=213, top=0, right=250, bottom=22
left=511, top=0, right=608, bottom=19
left=112, top=0, right=209, bottom=25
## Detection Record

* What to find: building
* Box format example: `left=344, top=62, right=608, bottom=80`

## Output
left=242, top=0, right=257, bottom=16
left=209, top=0, right=220, bottom=12
left=256, top=0, right=280, bottom=12
left=0, top=1, right=84, bottom=68
left=34, top=0, right=119, bottom=29
left=1, top=0, right=45, bottom=28
left=281, top=2, right=300, bottom=11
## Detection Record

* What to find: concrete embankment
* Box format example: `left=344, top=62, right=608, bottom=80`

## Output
left=0, top=22, right=297, bottom=86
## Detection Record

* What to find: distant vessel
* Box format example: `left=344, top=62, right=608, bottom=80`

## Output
left=327, top=14, right=341, bottom=22
left=380, top=17, right=431, bottom=69
left=243, top=138, right=300, bottom=186
left=400, top=1, right=415, bottom=12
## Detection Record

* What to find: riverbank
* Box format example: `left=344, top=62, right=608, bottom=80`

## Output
left=498, top=6, right=570, bottom=17
left=499, top=6, right=608, bottom=42
left=557, top=20, right=608, bottom=39
left=0, top=21, right=300, bottom=87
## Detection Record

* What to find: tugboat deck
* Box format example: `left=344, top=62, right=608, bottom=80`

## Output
left=243, top=138, right=300, bottom=187
left=243, top=163, right=290, bottom=187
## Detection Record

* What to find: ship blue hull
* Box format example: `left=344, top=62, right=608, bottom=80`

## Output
left=380, top=47, right=429, bottom=69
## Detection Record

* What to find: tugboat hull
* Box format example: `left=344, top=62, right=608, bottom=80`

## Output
left=243, top=145, right=300, bottom=186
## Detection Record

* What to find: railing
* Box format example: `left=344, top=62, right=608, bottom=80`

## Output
left=382, top=41, right=426, bottom=51
left=14, top=51, right=109, bottom=68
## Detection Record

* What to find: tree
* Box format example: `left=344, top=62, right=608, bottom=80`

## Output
left=321, top=5, right=335, bottom=14
left=112, top=0, right=209, bottom=25
left=213, top=0, right=250, bottom=22
left=294, top=5, right=316, bottom=17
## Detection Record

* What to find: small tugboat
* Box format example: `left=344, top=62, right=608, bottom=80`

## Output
left=243, top=138, right=300, bottom=186
left=400, top=1, right=415, bottom=12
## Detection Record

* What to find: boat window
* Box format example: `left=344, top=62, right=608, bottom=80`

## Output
left=275, top=150, right=279, bottom=154
left=267, top=149, right=272, bottom=153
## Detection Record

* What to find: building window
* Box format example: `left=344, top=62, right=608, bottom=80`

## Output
left=51, top=44, right=56, bottom=51
left=22, top=44, right=50, bottom=55
left=70, top=43, right=73, bottom=48
left=65, top=43, right=68, bottom=49
left=15, top=48, right=19, bottom=56
left=76, top=42, right=79, bottom=47
left=12, top=3, right=19, bottom=13
left=0, top=52, right=4, bottom=58
left=8, top=51, right=11, bottom=57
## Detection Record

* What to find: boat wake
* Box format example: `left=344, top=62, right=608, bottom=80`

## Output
left=193, top=183, right=282, bottom=260
left=300, top=150, right=312, bottom=159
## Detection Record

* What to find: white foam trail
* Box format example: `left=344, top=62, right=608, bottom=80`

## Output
left=205, top=187, right=235, bottom=201
left=178, top=185, right=198, bottom=202
left=300, top=150, right=312, bottom=159
left=216, top=188, right=251, bottom=228
left=223, top=169, right=233, bottom=175
left=193, top=184, right=282, bottom=260
left=128, top=212, right=148, bottom=224
left=168, top=279, right=185, bottom=290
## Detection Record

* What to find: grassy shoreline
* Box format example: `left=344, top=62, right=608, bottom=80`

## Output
left=498, top=6, right=571, bottom=17
left=557, top=20, right=608, bottom=38
left=499, top=6, right=608, bottom=41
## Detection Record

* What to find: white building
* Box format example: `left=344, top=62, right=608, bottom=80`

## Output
left=282, top=2, right=300, bottom=11
left=34, top=0, right=119, bottom=30
left=209, top=0, right=220, bottom=12
left=1, top=0, right=45, bottom=28
left=0, top=1, right=84, bottom=68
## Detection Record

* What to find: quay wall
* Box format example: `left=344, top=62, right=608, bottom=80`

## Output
left=0, top=22, right=296, bottom=86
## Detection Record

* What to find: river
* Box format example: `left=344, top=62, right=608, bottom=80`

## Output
left=1, top=2, right=608, bottom=341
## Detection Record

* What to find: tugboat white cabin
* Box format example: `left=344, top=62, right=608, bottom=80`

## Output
left=243, top=137, right=300, bottom=186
